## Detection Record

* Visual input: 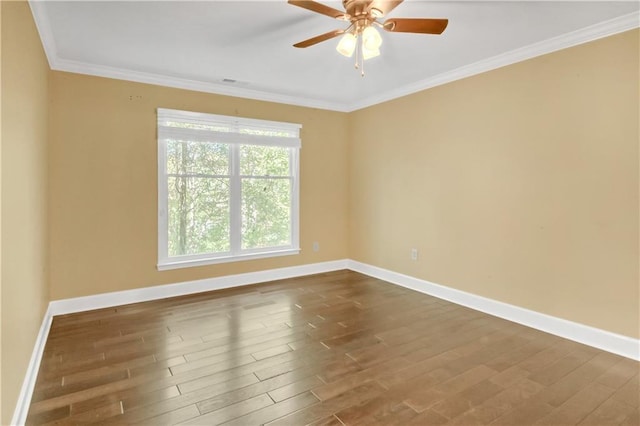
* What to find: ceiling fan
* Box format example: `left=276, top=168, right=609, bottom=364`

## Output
left=288, top=0, right=448, bottom=75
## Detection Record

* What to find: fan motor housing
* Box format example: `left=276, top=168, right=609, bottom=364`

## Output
left=342, top=0, right=377, bottom=19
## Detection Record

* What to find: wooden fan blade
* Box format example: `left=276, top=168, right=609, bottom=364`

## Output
left=293, top=29, right=345, bottom=48
left=383, top=18, right=448, bottom=34
left=369, top=0, right=404, bottom=17
left=288, top=0, right=347, bottom=19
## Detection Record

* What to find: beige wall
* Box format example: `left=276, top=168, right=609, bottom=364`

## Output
left=48, top=30, right=640, bottom=337
left=1, top=2, right=50, bottom=424
left=49, top=73, right=349, bottom=300
left=349, top=29, right=640, bottom=339
left=0, top=2, right=3, bottom=422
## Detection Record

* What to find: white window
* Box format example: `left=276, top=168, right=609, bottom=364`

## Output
left=157, top=108, right=301, bottom=270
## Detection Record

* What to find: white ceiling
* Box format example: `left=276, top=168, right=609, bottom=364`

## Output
left=30, top=1, right=639, bottom=112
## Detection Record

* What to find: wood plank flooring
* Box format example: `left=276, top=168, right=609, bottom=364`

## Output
left=26, top=270, right=639, bottom=425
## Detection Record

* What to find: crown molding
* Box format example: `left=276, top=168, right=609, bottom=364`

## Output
left=29, top=2, right=638, bottom=113
left=28, top=0, right=58, bottom=69
left=51, top=58, right=350, bottom=112
left=347, top=11, right=640, bottom=111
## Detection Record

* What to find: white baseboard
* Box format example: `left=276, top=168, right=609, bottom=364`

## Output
left=13, top=258, right=639, bottom=425
left=49, top=259, right=349, bottom=316
left=348, top=260, right=640, bottom=361
left=11, top=305, right=54, bottom=426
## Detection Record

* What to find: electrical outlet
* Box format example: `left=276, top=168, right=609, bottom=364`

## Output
left=313, top=242, right=320, bottom=252
left=411, top=248, right=418, bottom=261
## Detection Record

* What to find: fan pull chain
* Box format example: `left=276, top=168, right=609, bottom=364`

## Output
left=361, top=37, right=365, bottom=77
left=352, top=33, right=366, bottom=76
left=354, top=34, right=359, bottom=70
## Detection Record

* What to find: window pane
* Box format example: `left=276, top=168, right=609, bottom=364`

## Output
left=240, top=145, right=290, bottom=176
left=241, top=178, right=291, bottom=250
left=167, top=140, right=229, bottom=176
left=167, top=176, right=230, bottom=256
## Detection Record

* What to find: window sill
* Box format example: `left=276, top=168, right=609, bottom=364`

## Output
left=157, top=248, right=301, bottom=271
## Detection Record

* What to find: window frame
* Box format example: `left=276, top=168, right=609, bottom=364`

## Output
left=157, top=108, right=301, bottom=271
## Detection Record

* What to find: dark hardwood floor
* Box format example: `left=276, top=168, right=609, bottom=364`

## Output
left=26, top=270, right=639, bottom=425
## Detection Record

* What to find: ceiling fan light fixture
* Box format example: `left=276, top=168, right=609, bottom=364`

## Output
left=336, top=32, right=357, bottom=57
left=362, top=26, right=382, bottom=51
left=288, top=0, right=448, bottom=75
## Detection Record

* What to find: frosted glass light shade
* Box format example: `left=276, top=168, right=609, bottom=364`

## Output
left=362, top=26, right=382, bottom=51
left=362, top=46, right=380, bottom=60
left=336, top=33, right=357, bottom=57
